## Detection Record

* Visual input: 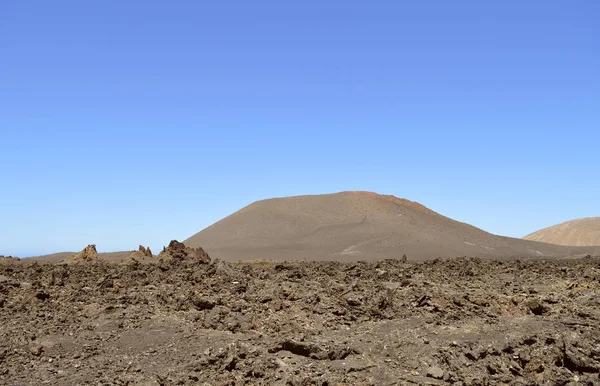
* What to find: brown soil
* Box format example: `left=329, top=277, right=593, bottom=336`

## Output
left=1, top=255, right=599, bottom=385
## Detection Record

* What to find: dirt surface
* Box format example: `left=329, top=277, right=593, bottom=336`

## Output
left=524, top=217, right=600, bottom=247
left=2, top=254, right=600, bottom=385
left=185, top=191, right=600, bottom=261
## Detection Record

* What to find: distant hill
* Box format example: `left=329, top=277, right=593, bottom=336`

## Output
left=27, top=251, right=132, bottom=262
left=185, top=191, right=600, bottom=261
left=523, top=217, right=600, bottom=246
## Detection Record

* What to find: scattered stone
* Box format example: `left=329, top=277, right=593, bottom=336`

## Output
left=426, top=366, right=444, bottom=379
left=192, top=296, right=217, bottom=310
left=525, top=299, right=550, bottom=315
left=29, top=346, right=43, bottom=356
left=562, top=344, right=598, bottom=373
left=345, top=296, right=362, bottom=307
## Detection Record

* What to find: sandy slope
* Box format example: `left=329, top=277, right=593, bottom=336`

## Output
left=524, top=217, right=600, bottom=246
left=185, top=191, right=600, bottom=261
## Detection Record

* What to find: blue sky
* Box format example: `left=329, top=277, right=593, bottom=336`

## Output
left=1, top=1, right=599, bottom=256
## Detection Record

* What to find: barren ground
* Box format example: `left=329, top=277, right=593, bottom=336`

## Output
left=1, top=256, right=600, bottom=385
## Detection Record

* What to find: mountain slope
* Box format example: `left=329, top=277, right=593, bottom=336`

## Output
left=185, top=191, right=599, bottom=261
left=523, top=217, right=600, bottom=246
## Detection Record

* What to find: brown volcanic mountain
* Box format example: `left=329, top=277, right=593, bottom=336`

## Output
left=523, top=217, right=600, bottom=246
left=185, top=191, right=600, bottom=261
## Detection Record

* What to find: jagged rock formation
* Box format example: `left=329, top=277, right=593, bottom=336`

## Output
left=158, top=240, right=211, bottom=264
left=129, top=245, right=153, bottom=260
left=139, top=245, right=153, bottom=257
left=67, top=244, right=101, bottom=264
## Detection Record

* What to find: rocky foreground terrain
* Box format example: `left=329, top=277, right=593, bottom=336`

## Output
left=1, top=250, right=600, bottom=385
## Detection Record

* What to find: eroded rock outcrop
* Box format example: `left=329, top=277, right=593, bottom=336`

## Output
left=68, top=244, right=101, bottom=264
left=158, top=240, right=211, bottom=264
left=129, top=245, right=153, bottom=260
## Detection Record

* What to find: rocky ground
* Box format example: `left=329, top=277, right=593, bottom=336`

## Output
left=1, top=253, right=600, bottom=385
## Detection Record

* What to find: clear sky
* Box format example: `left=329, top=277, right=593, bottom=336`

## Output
left=1, top=1, right=599, bottom=257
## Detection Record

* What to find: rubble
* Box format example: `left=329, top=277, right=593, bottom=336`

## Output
left=1, top=256, right=599, bottom=384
